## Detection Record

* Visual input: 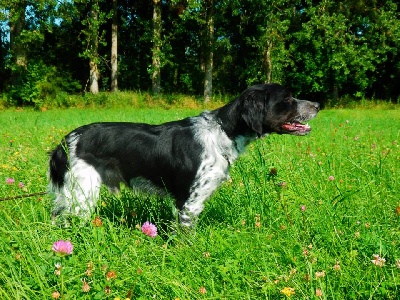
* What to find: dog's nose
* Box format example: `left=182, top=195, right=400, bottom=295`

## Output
left=313, top=102, right=320, bottom=111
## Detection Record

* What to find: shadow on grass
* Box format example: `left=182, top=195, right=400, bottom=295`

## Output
left=96, top=187, right=178, bottom=235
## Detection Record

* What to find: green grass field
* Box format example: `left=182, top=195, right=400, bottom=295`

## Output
left=0, top=107, right=399, bottom=299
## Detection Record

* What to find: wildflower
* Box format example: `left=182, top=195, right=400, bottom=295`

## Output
left=54, top=263, right=62, bottom=276
left=85, top=262, right=94, bottom=276
left=199, top=286, right=207, bottom=295
left=281, top=287, right=295, bottom=297
left=6, top=177, right=15, bottom=185
left=18, top=181, right=24, bottom=188
left=105, top=286, right=111, bottom=295
left=300, top=205, right=306, bottom=212
left=316, top=288, right=323, bottom=297
left=92, top=216, right=103, bottom=227
left=333, top=261, right=341, bottom=272
left=395, top=205, right=400, bottom=216
left=82, top=279, right=91, bottom=293
left=141, top=221, right=157, bottom=238
left=371, top=254, right=386, bottom=267
left=329, top=175, right=335, bottom=181
left=395, top=260, right=400, bottom=269
left=85, top=268, right=93, bottom=277
left=315, top=270, right=326, bottom=279
left=106, top=270, right=117, bottom=281
left=280, top=181, right=287, bottom=187
left=51, top=291, right=61, bottom=299
left=52, top=240, right=73, bottom=256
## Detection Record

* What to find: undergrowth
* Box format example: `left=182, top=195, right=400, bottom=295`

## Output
left=1, top=90, right=399, bottom=111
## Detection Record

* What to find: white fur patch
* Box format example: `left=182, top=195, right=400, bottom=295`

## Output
left=51, top=133, right=102, bottom=219
left=179, top=112, right=245, bottom=226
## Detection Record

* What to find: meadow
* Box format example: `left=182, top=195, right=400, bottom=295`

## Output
left=0, top=105, right=399, bottom=299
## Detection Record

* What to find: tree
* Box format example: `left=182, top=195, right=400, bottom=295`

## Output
left=285, top=0, right=400, bottom=101
left=79, top=0, right=105, bottom=94
left=110, top=0, right=118, bottom=92
left=203, top=0, right=214, bottom=102
left=152, top=0, right=162, bottom=94
left=88, top=2, right=100, bottom=94
left=8, top=0, right=27, bottom=85
left=1, top=0, right=399, bottom=104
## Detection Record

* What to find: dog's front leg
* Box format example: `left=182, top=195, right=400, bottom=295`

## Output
left=179, top=202, right=205, bottom=227
left=178, top=175, right=227, bottom=227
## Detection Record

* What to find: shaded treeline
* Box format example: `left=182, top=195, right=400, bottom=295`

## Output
left=0, top=0, right=399, bottom=106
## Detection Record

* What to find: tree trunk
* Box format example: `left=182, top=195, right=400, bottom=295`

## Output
left=152, top=0, right=162, bottom=94
left=111, top=0, right=118, bottom=92
left=9, top=1, right=27, bottom=85
left=264, top=40, right=272, bottom=83
left=89, top=60, right=99, bottom=94
left=332, top=84, right=339, bottom=101
left=203, top=0, right=214, bottom=103
left=88, top=4, right=99, bottom=94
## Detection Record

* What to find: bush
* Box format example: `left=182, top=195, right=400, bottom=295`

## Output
left=8, top=61, right=81, bottom=107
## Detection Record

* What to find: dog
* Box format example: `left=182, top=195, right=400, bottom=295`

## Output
left=49, top=83, right=320, bottom=227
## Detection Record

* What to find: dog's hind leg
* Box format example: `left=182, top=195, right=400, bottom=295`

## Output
left=51, top=159, right=102, bottom=221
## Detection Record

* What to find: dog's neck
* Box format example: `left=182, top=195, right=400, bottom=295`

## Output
left=213, top=98, right=258, bottom=142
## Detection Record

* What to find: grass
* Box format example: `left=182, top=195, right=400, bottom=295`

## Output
left=0, top=106, right=399, bottom=299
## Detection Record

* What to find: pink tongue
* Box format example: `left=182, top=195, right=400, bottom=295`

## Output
left=282, top=123, right=309, bottom=131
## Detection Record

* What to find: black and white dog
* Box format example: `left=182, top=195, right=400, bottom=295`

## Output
left=49, top=83, right=319, bottom=227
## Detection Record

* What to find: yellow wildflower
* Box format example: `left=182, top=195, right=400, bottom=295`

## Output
left=281, top=287, right=295, bottom=297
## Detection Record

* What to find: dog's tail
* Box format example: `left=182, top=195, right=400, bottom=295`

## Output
left=49, top=142, right=69, bottom=189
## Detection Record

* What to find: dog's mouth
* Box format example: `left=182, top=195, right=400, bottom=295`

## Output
left=281, top=121, right=311, bottom=135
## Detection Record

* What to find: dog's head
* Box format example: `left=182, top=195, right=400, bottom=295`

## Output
left=240, top=83, right=320, bottom=136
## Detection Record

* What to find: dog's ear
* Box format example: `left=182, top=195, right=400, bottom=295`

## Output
left=241, top=89, right=269, bottom=135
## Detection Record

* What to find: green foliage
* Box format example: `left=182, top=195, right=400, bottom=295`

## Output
left=1, top=0, right=400, bottom=104
left=7, top=61, right=81, bottom=107
left=0, top=107, right=399, bottom=299
left=286, top=0, right=400, bottom=101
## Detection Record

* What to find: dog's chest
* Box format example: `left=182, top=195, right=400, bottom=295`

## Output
left=192, top=115, right=241, bottom=182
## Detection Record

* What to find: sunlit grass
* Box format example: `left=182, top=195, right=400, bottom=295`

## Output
left=0, top=107, right=399, bottom=299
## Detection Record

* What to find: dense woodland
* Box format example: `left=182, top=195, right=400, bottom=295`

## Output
left=0, top=0, right=399, bottom=106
